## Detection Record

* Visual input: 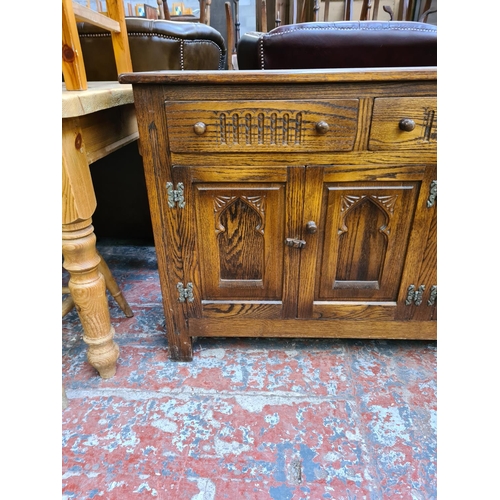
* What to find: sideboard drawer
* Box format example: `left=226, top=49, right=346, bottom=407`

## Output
left=165, top=99, right=359, bottom=153
left=368, top=97, right=437, bottom=151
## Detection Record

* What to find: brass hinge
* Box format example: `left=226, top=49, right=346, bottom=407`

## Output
left=166, top=182, right=185, bottom=208
left=427, top=285, right=437, bottom=306
left=405, top=284, right=426, bottom=306
left=177, top=282, right=194, bottom=303
left=427, top=180, right=437, bottom=208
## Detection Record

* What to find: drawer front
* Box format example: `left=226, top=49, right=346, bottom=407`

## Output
left=368, top=97, right=437, bottom=151
left=165, top=99, right=359, bottom=153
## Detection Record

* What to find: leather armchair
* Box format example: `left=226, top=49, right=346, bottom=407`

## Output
left=78, top=17, right=227, bottom=80
left=237, top=21, right=436, bottom=70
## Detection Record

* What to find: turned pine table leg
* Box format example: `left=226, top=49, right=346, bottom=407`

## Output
left=62, top=220, right=119, bottom=378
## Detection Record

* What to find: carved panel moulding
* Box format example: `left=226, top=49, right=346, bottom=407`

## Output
left=338, top=194, right=397, bottom=237
left=213, top=194, right=266, bottom=236
left=422, top=107, right=437, bottom=142
left=340, top=194, right=398, bottom=214
left=216, top=111, right=303, bottom=146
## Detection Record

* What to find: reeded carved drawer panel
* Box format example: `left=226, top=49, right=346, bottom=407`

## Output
left=164, top=99, right=359, bottom=153
left=368, top=97, right=437, bottom=150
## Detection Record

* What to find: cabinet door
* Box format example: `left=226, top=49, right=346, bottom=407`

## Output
left=175, top=166, right=304, bottom=321
left=298, top=167, right=421, bottom=320
left=398, top=174, right=437, bottom=321
left=406, top=206, right=437, bottom=320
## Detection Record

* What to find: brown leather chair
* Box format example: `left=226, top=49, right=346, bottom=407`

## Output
left=78, top=17, right=227, bottom=80
left=237, top=20, right=436, bottom=70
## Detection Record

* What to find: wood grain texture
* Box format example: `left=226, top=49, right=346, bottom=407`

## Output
left=73, top=2, right=120, bottom=31
left=297, top=166, right=324, bottom=318
left=189, top=318, right=436, bottom=339
left=62, top=117, right=96, bottom=224
left=311, top=302, right=397, bottom=320
left=406, top=180, right=437, bottom=321
left=170, top=151, right=436, bottom=168
left=78, top=104, right=138, bottom=164
left=105, top=0, right=133, bottom=75
left=132, top=86, right=194, bottom=360
left=410, top=213, right=437, bottom=320
left=62, top=82, right=134, bottom=118
left=282, top=166, right=306, bottom=318
left=202, top=301, right=283, bottom=319
left=62, top=0, right=88, bottom=91
left=395, top=165, right=437, bottom=320
left=120, top=68, right=437, bottom=85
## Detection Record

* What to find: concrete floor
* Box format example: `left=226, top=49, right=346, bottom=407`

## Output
left=62, top=240, right=437, bottom=499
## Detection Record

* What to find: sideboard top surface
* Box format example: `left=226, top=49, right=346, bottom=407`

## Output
left=119, top=67, right=437, bottom=86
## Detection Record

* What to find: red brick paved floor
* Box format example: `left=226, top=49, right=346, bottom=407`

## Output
left=62, top=240, right=437, bottom=500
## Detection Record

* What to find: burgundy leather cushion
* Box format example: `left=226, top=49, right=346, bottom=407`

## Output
left=237, top=21, right=436, bottom=70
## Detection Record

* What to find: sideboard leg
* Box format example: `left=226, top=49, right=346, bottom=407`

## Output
left=62, top=220, right=120, bottom=378
left=166, top=323, right=193, bottom=361
left=167, top=340, right=193, bottom=362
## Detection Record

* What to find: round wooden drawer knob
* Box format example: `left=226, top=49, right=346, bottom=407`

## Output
left=399, top=118, right=416, bottom=132
left=193, top=122, right=207, bottom=135
left=315, top=121, right=329, bottom=134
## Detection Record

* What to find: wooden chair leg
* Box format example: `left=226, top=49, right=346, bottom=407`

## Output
left=360, top=0, right=372, bottom=20
left=62, top=288, right=75, bottom=317
left=97, top=252, right=134, bottom=318
left=163, top=0, right=171, bottom=19
left=261, top=0, right=268, bottom=32
left=62, top=254, right=134, bottom=318
left=344, top=0, right=353, bottom=20
left=312, top=0, right=320, bottom=21
left=323, top=0, right=330, bottom=21
left=225, top=1, right=238, bottom=69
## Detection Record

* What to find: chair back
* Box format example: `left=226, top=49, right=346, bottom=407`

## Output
left=78, top=17, right=226, bottom=80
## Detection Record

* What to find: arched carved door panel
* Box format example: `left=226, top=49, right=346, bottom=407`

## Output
left=318, top=182, right=420, bottom=301
left=195, top=183, right=286, bottom=300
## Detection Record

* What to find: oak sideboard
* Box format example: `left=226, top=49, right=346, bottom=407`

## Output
left=120, top=68, right=437, bottom=361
